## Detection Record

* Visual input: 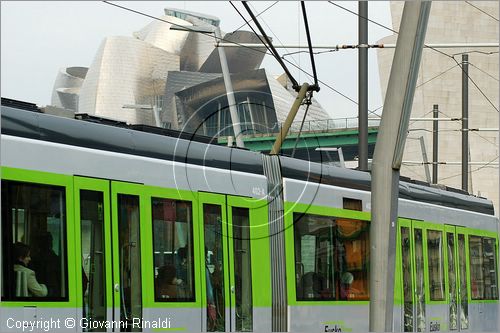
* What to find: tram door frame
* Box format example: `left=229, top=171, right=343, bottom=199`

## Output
left=198, top=192, right=265, bottom=332
left=398, top=219, right=427, bottom=332
left=75, top=178, right=146, bottom=332
left=444, top=225, right=469, bottom=332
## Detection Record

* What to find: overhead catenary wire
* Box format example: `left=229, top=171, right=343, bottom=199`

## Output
left=241, top=1, right=300, bottom=90
left=329, top=2, right=500, bottom=118
left=435, top=109, right=498, bottom=148
left=452, top=55, right=499, bottom=113
left=244, top=2, right=302, bottom=70
left=465, top=1, right=499, bottom=22
left=300, top=1, right=320, bottom=91
left=469, top=62, right=500, bottom=82
left=438, top=155, right=500, bottom=182
left=371, top=63, right=461, bottom=119
left=229, top=2, right=278, bottom=66
left=233, top=1, right=279, bottom=31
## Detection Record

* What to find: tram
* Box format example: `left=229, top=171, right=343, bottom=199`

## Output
left=1, top=101, right=498, bottom=332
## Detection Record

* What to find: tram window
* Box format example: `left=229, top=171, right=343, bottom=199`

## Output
left=152, top=198, right=195, bottom=302
left=293, top=213, right=369, bottom=301
left=469, top=235, right=498, bottom=300
left=427, top=230, right=445, bottom=301
left=1, top=180, right=68, bottom=301
left=343, top=198, right=362, bottom=211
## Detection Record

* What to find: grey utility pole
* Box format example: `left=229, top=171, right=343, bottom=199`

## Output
left=462, top=54, right=469, bottom=192
left=370, top=1, right=431, bottom=332
left=215, top=27, right=245, bottom=148
left=433, top=104, right=439, bottom=184
left=358, top=1, right=369, bottom=171
left=419, top=136, right=432, bottom=183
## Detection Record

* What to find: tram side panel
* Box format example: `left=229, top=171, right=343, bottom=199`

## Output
left=283, top=177, right=499, bottom=332
left=1, top=168, right=78, bottom=332
left=283, top=178, right=373, bottom=332
left=1, top=131, right=272, bottom=332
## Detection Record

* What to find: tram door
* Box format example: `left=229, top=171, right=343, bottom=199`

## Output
left=199, top=193, right=256, bottom=332
left=75, top=178, right=144, bottom=332
left=399, top=220, right=426, bottom=332
left=445, top=225, right=469, bottom=331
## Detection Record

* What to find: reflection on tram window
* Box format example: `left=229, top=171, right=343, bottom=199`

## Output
left=469, top=235, right=498, bottom=300
left=80, top=190, right=106, bottom=331
left=152, top=198, right=194, bottom=302
left=414, top=229, right=426, bottom=332
left=457, top=234, right=469, bottom=329
left=401, top=227, right=413, bottom=332
left=232, top=207, right=253, bottom=332
left=1, top=181, right=68, bottom=301
left=293, top=213, right=369, bottom=301
left=427, top=230, right=445, bottom=301
left=203, top=204, right=225, bottom=332
left=447, top=232, right=458, bottom=331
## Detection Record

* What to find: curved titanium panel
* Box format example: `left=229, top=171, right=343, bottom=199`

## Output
left=51, top=67, right=88, bottom=111
left=78, top=36, right=180, bottom=125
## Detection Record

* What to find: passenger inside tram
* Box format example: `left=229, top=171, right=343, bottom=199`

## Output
left=13, top=242, right=48, bottom=297
left=30, top=232, right=61, bottom=297
left=155, top=264, right=178, bottom=299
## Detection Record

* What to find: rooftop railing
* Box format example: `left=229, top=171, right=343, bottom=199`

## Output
left=210, top=117, right=381, bottom=137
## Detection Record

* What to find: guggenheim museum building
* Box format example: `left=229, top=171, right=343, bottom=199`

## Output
left=50, top=7, right=329, bottom=138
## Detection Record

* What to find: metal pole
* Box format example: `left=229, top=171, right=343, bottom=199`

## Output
left=433, top=104, right=439, bottom=184
left=358, top=1, right=369, bottom=171
left=153, top=105, right=161, bottom=127
left=462, top=54, right=469, bottom=191
left=419, top=136, right=432, bottom=183
left=215, top=27, right=245, bottom=148
left=270, top=83, right=309, bottom=155
left=370, top=1, right=431, bottom=331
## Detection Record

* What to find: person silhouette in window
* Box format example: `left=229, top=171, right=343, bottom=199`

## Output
left=13, top=242, right=48, bottom=297
left=30, top=232, right=61, bottom=297
left=156, top=265, right=178, bottom=299
left=175, top=246, right=189, bottom=298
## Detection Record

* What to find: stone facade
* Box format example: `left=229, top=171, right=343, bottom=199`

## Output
left=377, top=1, right=499, bottom=213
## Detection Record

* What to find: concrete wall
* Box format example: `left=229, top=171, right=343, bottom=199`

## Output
left=377, top=1, right=499, bottom=214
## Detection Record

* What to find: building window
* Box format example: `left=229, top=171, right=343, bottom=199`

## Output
left=152, top=198, right=195, bottom=302
left=1, top=181, right=68, bottom=301
left=293, top=213, right=369, bottom=301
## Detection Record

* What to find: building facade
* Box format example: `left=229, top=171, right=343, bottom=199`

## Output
left=50, top=8, right=330, bottom=139
left=377, top=2, right=499, bottom=212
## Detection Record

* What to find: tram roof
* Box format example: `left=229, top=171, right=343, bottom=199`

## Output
left=1, top=101, right=495, bottom=216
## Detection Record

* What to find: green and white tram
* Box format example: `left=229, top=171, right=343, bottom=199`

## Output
left=1, top=102, right=498, bottom=332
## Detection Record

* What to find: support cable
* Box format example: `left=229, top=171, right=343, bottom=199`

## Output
left=452, top=56, right=499, bottom=113
left=241, top=1, right=300, bottom=90
left=244, top=2, right=302, bottom=69
left=469, top=63, right=500, bottom=82
left=438, top=155, right=499, bottom=182
left=465, top=1, right=499, bottom=22
left=301, top=1, right=320, bottom=91
left=103, top=1, right=369, bottom=116
left=230, top=2, right=277, bottom=64
left=233, top=1, right=279, bottom=31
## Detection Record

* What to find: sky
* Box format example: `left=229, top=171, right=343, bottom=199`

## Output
left=1, top=1, right=393, bottom=119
